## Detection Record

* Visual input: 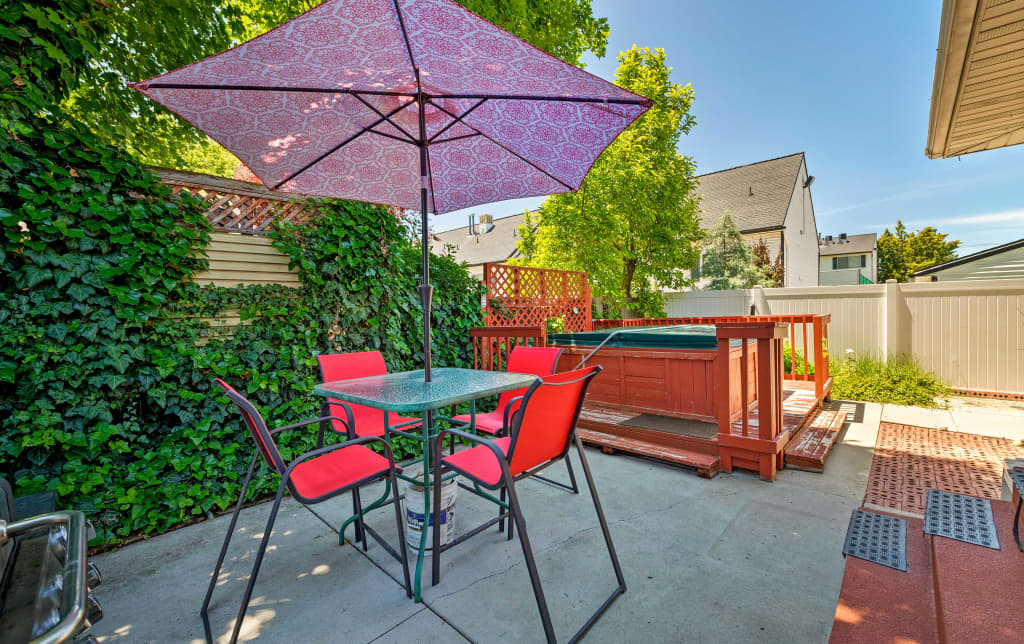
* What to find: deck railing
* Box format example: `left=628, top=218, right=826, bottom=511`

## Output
left=469, top=326, right=546, bottom=372
left=592, top=314, right=832, bottom=403
left=715, top=321, right=789, bottom=481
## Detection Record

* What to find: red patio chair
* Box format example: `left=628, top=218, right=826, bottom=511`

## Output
left=202, top=379, right=411, bottom=644
left=318, top=351, right=422, bottom=545
left=431, top=367, right=625, bottom=644
left=451, top=346, right=577, bottom=497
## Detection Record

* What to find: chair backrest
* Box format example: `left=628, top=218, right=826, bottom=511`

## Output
left=495, top=346, right=563, bottom=412
left=214, top=379, right=285, bottom=473
left=317, top=352, right=390, bottom=431
left=507, top=366, right=601, bottom=476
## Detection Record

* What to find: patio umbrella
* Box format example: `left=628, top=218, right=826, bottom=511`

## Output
left=131, top=0, right=651, bottom=380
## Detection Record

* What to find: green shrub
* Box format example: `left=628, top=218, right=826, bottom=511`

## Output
left=829, top=355, right=949, bottom=407
left=783, top=340, right=814, bottom=376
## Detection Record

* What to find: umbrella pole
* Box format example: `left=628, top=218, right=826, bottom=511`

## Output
left=416, top=78, right=433, bottom=382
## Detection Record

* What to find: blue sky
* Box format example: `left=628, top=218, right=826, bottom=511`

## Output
left=434, top=0, right=1024, bottom=253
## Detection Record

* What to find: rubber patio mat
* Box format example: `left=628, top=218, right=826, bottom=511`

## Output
left=866, top=422, right=1024, bottom=515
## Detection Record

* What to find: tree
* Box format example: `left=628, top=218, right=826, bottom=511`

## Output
left=514, top=46, right=703, bottom=318
left=750, top=238, right=784, bottom=287
left=877, top=220, right=961, bottom=282
left=56, top=0, right=611, bottom=177
left=701, top=211, right=768, bottom=290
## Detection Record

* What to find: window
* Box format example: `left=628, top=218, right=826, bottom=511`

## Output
left=831, top=255, right=866, bottom=270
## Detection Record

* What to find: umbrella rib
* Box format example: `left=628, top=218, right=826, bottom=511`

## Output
left=428, top=98, right=487, bottom=143
left=428, top=100, right=576, bottom=192
left=270, top=101, right=412, bottom=190
left=391, top=0, right=419, bottom=75
left=348, top=92, right=418, bottom=144
left=431, top=132, right=480, bottom=145
left=432, top=93, right=650, bottom=106
left=143, top=82, right=417, bottom=98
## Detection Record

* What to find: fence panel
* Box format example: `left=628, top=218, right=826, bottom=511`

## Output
left=901, top=280, right=1024, bottom=395
left=663, top=290, right=755, bottom=317
left=764, top=285, right=886, bottom=358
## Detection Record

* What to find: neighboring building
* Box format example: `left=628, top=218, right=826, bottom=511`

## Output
left=432, top=152, right=821, bottom=287
left=695, top=152, right=820, bottom=287
left=911, top=238, right=1024, bottom=282
left=430, top=212, right=531, bottom=279
left=818, top=233, right=877, bottom=285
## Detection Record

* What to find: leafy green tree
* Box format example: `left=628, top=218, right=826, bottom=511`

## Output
left=56, top=0, right=610, bottom=177
left=701, top=211, right=768, bottom=290
left=515, top=46, right=703, bottom=318
left=750, top=238, right=784, bottom=287
left=877, top=220, right=961, bottom=282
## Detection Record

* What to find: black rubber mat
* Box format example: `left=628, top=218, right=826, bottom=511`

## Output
left=923, top=489, right=999, bottom=550
left=616, top=414, right=718, bottom=439
left=842, top=509, right=908, bottom=572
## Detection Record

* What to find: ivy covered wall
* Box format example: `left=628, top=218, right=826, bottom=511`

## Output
left=1, top=3, right=483, bottom=545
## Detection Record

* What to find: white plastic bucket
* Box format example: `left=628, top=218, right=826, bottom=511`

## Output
left=404, top=474, right=457, bottom=554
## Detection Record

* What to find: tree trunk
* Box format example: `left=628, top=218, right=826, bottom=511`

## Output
left=621, top=259, right=639, bottom=319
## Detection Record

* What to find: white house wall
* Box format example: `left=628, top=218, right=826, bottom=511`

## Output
left=781, top=158, right=819, bottom=287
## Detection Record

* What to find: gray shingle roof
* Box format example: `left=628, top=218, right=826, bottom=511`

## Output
left=819, top=233, right=877, bottom=256
left=430, top=212, right=530, bottom=266
left=696, top=152, right=805, bottom=232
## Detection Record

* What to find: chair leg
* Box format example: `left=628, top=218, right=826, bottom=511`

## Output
left=353, top=488, right=368, bottom=551
left=389, top=468, right=413, bottom=598
left=200, top=452, right=259, bottom=644
left=504, top=477, right=557, bottom=644
left=564, top=452, right=580, bottom=494
left=498, top=486, right=506, bottom=533
left=227, top=480, right=287, bottom=644
left=351, top=486, right=365, bottom=547
left=567, top=434, right=626, bottom=643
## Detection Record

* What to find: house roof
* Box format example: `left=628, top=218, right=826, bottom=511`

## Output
left=696, top=152, right=805, bottom=233
left=819, top=233, right=877, bottom=256
left=926, top=0, right=1024, bottom=159
left=430, top=212, right=530, bottom=266
left=911, top=238, right=1024, bottom=277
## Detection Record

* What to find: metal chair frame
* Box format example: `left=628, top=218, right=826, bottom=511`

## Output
left=431, top=367, right=626, bottom=643
left=202, top=383, right=411, bottom=644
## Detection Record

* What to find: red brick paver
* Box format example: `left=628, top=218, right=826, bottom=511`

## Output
left=865, top=422, right=1024, bottom=514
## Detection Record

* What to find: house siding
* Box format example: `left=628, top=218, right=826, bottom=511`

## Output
left=781, top=159, right=819, bottom=287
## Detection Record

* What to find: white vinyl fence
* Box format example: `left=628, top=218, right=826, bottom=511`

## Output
left=662, top=279, right=1024, bottom=395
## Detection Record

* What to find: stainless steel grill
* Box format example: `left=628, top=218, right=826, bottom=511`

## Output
left=0, top=479, right=102, bottom=643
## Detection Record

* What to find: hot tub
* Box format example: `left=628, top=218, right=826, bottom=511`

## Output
left=549, top=325, right=756, bottom=424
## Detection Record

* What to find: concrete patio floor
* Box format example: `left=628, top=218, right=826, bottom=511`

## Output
left=87, top=397, right=1021, bottom=643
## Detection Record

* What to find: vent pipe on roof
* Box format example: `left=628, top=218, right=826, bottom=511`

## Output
left=748, top=186, right=753, bottom=196
left=467, top=213, right=476, bottom=236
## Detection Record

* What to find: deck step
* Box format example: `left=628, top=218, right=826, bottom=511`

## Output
left=784, top=409, right=847, bottom=472
left=578, top=429, right=719, bottom=478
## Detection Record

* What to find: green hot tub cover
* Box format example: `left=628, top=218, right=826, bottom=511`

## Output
left=549, top=325, right=733, bottom=350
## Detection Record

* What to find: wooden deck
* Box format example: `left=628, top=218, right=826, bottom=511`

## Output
left=578, top=380, right=843, bottom=477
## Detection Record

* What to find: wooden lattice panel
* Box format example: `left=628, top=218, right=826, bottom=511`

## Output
left=483, top=263, right=591, bottom=332
left=156, top=167, right=314, bottom=235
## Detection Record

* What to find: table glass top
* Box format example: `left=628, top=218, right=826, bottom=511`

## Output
left=313, top=367, right=538, bottom=413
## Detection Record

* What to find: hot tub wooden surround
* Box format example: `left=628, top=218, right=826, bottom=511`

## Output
left=470, top=314, right=834, bottom=481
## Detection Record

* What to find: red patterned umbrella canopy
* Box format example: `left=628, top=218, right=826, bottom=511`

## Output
left=132, top=0, right=650, bottom=378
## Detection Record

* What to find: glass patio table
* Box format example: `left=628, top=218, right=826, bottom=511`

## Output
left=313, top=367, right=537, bottom=600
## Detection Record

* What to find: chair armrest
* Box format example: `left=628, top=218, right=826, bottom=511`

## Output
left=323, top=399, right=357, bottom=438
left=271, top=415, right=350, bottom=436
left=283, top=436, right=396, bottom=478
left=502, top=395, right=525, bottom=434
left=435, top=428, right=508, bottom=463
